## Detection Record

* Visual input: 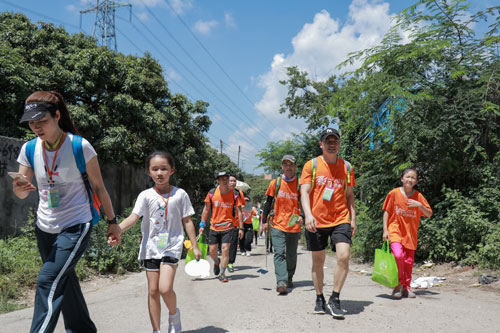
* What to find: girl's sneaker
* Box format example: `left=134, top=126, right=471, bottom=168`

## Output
left=168, top=308, right=181, bottom=333
left=219, top=274, right=228, bottom=283
left=392, top=285, right=403, bottom=299
left=213, top=258, right=220, bottom=276
left=403, top=287, right=416, bottom=298
left=227, top=263, right=234, bottom=273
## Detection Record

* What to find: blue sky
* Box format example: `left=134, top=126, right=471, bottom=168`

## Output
left=0, top=0, right=491, bottom=173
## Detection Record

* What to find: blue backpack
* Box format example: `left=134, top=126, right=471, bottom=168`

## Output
left=25, top=135, right=102, bottom=225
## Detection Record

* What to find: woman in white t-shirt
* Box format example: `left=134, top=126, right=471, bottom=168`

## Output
left=12, top=91, right=120, bottom=333
left=110, top=151, right=201, bottom=333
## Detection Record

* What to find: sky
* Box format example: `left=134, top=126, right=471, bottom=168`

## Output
left=0, top=0, right=492, bottom=174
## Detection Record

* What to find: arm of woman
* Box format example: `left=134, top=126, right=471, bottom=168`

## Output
left=183, top=216, right=201, bottom=259
left=85, top=156, right=121, bottom=241
left=382, top=210, right=390, bottom=241
left=12, top=164, right=36, bottom=199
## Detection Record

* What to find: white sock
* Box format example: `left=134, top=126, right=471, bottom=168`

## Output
left=153, top=331, right=161, bottom=333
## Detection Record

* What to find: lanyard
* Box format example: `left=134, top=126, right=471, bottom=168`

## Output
left=155, top=185, right=172, bottom=224
left=42, top=132, right=67, bottom=185
left=320, top=156, right=338, bottom=188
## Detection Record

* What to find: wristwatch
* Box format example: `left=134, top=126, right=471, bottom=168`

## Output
left=107, top=216, right=118, bottom=225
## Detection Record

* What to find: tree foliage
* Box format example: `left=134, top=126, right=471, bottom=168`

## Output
left=277, top=0, right=500, bottom=267
left=0, top=12, right=240, bottom=212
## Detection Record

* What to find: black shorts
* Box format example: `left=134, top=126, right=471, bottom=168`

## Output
left=209, top=229, right=233, bottom=245
left=142, top=256, right=179, bottom=270
left=305, top=223, right=352, bottom=252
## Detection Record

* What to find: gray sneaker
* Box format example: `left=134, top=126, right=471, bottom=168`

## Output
left=392, top=285, right=403, bottom=299
left=327, top=296, right=345, bottom=319
left=314, top=296, right=329, bottom=314
left=276, top=281, right=288, bottom=295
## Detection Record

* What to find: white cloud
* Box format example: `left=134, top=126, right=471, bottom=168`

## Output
left=225, top=12, right=236, bottom=28
left=65, top=5, right=78, bottom=13
left=255, top=0, right=396, bottom=139
left=167, top=0, right=193, bottom=15
left=136, top=12, right=149, bottom=22
left=193, top=20, right=219, bottom=35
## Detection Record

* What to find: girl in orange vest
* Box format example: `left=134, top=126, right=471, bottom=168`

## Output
left=382, top=168, right=432, bottom=298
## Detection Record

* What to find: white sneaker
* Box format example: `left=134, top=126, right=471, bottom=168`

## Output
left=168, top=308, right=181, bottom=333
left=246, top=251, right=251, bottom=257
left=241, top=252, right=246, bottom=256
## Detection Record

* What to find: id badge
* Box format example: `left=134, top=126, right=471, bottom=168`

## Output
left=47, top=189, right=60, bottom=208
left=288, top=214, right=300, bottom=226
left=157, top=232, right=169, bottom=249
left=322, top=187, right=334, bottom=201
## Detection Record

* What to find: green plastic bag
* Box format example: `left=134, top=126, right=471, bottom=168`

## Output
left=371, top=241, right=399, bottom=288
left=185, top=234, right=208, bottom=264
left=252, top=216, right=260, bottom=231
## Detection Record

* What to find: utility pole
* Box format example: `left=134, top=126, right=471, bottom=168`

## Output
left=80, top=0, right=132, bottom=51
left=237, top=146, right=241, bottom=169
left=220, top=140, right=223, bottom=169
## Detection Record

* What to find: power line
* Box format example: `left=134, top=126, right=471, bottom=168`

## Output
left=164, top=0, right=289, bottom=139
left=140, top=0, right=274, bottom=143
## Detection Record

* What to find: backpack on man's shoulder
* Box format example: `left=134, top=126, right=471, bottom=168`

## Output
left=311, top=157, right=352, bottom=199
left=208, top=187, right=241, bottom=217
left=25, top=135, right=102, bottom=225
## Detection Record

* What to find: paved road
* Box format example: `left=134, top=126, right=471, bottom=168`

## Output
left=2, top=240, right=500, bottom=332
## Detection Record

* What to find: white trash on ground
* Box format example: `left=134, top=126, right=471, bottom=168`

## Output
left=411, top=276, right=446, bottom=289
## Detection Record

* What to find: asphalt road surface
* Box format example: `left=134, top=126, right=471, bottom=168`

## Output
left=1, top=240, right=500, bottom=332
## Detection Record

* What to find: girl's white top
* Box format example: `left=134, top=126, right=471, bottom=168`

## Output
left=17, top=133, right=97, bottom=233
left=132, top=186, right=194, bottom=260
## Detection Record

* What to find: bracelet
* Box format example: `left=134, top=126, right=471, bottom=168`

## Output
left=199, top=221, right=205, bottom=229
left=107, top=216, right=118, bottom=225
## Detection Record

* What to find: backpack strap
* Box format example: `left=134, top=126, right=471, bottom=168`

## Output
left=311, top=158, right=317, bottom=190
left=25, top=138, right=38, bottom=169
left=71, top=135, right=86, bottom=173
left=344, top=160, right=352, bottom=199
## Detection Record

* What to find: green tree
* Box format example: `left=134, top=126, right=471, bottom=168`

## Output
left=278, top=0, right=500, bottom=267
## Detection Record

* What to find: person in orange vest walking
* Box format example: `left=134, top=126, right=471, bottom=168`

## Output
left=262, top=155, right=302, bottom=295
left=300, top=128, right=356, bottom=319
left=228, top=175, right=246, bottom=272
left=199, top=171, right=244, bottom=282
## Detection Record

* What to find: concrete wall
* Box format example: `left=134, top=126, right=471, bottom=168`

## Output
left=0, top=135, right=150, bottom=238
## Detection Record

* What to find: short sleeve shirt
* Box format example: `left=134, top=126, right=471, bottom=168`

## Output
left=204, top=187, right=245, bottom=231
left=16, top=133, right=97, bottom=233
left=265, top=176, right=301, bottom=233
left=382, top=187, right=432, bottom=250
left=300, top=156, right=355, bottom=228
left=133, top=186, right=195, bottom=260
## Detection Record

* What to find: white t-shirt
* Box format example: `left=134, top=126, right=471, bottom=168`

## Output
left=132, top=186, right=194, bottom=260
left=17, top=133, right=97, bottom=233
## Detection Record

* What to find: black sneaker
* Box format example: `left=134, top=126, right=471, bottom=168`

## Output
left=287, top=278, right=294, bottom=289
left=327, top=296, right=345, bottom=319
left=314, top=296, right=329, bottom=314
left=213, top=259, right=220, bottom=276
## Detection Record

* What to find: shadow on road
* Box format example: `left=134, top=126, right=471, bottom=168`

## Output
left=375, top=289, right=440, bottom=300
left=232, top=265, right=258, bottom=271
left=183, top=326, right=229, bottom=332
left=228, top=274, right=259, bottom=281
left=343, top=300, right=374, bottom=315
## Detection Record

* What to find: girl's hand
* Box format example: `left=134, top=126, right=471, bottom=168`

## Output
left=198, top=227, right=204, bottom=235
left=238, top=229, right=244, bottom=239
left=298, top=216, right=304, bottom=225
left=193, top=247, right=202, bottom=260
left=383, top=230, right=389, bottom=241
left=407, top=199, right=421, bottom=208
left=13, top=177, right=36, bottom=193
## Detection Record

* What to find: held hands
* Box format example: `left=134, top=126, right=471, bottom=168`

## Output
left=198, top=227, right=204, bottom=235
left=298, top=216, right=304, bottom=226
left=107, top=224, right=122, bottom=246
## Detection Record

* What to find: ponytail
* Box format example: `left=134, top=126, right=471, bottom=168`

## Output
left=25, top=91, right=80, bottom=135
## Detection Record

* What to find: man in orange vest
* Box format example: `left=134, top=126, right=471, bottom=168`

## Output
left=300, top=129, right=356, bottom=319
left=262, top=155, right=302, bottom=295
